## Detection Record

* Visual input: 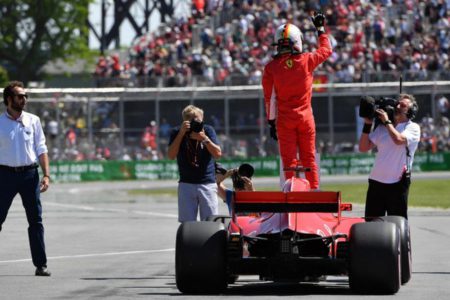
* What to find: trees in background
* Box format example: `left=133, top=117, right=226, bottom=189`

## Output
left=0, top=0, right=91, bottom=83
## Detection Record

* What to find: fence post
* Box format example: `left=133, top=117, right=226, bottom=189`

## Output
left=327, top=82, right=334, bottom=146
left=119, top=92, right=125, bottom=152
left=259, top=89, right=265, bottom=155
left=87, top=96, right=93, bottom=147
left=224, top=94, right=230, bottom=156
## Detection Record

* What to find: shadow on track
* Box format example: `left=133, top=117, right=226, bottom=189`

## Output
left=137, top=277, right=353, bottom=297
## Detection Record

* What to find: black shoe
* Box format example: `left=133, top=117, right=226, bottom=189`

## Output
left=35, top=267, right=51, bottom=276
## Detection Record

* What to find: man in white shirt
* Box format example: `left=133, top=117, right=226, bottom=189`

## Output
left=359, top=94, right=421, bottom=219
left=0, top=81, right=51, bottom=276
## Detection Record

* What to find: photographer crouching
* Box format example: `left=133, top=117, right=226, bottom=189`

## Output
left=358, top=94, right=421, bottom=219
left=216, top=163, right=255, bottom=214
left=168, top=105, right=222, bottom=222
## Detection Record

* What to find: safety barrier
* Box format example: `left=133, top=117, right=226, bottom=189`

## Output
left=48, top=152, right=450, bottom=182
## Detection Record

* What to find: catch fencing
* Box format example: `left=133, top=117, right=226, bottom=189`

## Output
left=19, top=81, right=450, bottom=162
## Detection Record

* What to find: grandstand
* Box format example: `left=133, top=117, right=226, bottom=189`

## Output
left=94, top=0, right=450, bottom=87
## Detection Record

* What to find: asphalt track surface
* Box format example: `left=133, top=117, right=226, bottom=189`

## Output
left=1, top=172, right=449, bottom=300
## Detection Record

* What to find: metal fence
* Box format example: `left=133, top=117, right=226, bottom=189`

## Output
left=19, top=81, right=450, bottom=161
left=92, top=71, right=450, bottom=89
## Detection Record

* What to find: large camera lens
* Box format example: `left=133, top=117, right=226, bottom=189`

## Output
left=238, top=163, right=254, bottom=178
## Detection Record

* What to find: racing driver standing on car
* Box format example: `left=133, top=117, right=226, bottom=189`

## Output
left=262, top=11, right=332, bottom=190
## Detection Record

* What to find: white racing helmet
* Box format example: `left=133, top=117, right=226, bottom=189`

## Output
left=273, top=23, right=303, bottom=54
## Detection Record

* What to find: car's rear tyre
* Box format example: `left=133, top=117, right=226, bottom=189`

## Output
left=175, top=221, right=228, bottom=294
left=349, top=222, right=401, bottom=294
left=380, top=216, right=412, bottom=284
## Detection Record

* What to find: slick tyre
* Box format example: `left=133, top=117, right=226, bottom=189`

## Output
left=349, top=222, right=401, bottom=294
left=175, top=221, right=228, bottom=294
left=381, top=216, right=412, bottom=284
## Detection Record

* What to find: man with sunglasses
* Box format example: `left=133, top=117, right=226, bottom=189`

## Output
left=0, top=81, right=51, bottom=276
left=359, top=94, right=421, bottom=219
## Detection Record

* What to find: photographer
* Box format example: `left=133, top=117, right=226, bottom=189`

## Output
left=359, top=94, right=421, bottom=219
left=216, top=163, right=255, bottom=214
left=168, top=105, right=222, bottom=222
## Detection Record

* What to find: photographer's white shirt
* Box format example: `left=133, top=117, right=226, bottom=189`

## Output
left=368, top=120, right=421, bottom=183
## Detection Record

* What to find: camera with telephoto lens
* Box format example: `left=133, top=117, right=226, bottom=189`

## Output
left=190, top=118, right=204, bottom=133
left=359, top=96, right=398, bottom=122
left=231, top=163, right=254, bottom=190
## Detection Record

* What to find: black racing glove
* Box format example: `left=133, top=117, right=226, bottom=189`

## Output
left=268, top=120, right=278, bottom=141
left=311, top=11, right=326, bottom=36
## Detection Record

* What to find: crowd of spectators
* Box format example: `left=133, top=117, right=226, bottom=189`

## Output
left=419, top=95, right=450, bottom=152
left=94, top=0, right=450, bottom=87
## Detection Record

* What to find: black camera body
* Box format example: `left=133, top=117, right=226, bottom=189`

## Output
left=359, top=96, right=398, bottom=121
left=190, top=118, right=204, bottom=133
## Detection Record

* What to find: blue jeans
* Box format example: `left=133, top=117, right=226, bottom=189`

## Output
left=177, top=182, right=218, bottom=222
left=0, top=168, right=47, bottom=267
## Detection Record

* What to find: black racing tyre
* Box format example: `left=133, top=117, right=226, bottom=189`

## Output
left=175, top=221, right=228, bottom=294
left=227, top=274, right=239, bottom=284
left=349, top=222, right=401, bottom=294
left=381, top=216, right=412, bottom=285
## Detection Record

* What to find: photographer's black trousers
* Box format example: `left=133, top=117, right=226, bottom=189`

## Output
left=365, top=174, right=411, bottom=219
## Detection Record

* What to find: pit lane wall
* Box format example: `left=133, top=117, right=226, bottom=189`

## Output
left=48, top=152, right=450, bottom=182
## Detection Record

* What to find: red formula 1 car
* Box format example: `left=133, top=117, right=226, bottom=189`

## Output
left=175, top=167, right=411, bottom=294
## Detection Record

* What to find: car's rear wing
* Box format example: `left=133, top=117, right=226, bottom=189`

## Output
left=233, top=191, right=351, bottom=214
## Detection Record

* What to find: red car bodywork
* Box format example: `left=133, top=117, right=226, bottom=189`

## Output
left=230, top=177, right=362, bottom=244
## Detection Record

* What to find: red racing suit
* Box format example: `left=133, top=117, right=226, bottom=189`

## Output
left=262, top=34, right=332, bottom=189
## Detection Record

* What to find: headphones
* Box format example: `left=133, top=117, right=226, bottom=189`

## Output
left=406, top=102, right=418, bottom=120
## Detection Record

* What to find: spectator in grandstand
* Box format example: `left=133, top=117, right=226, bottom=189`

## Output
left=65, top=127, right=77, bottom=147
left=46, top=118, right=58, bottom=148
left=262, top=12, right=332, bottom=190
left=437, top=95, right=449, bottom=117
left=358, top=93, right=421, bottom=219
left=168, top=104, right=222, bottom=222
left=159, top=118, right=171, bottom=139
left=140, top=121, right=157, bottom=151
left=0, top=81, right=51, bottom=276
left=216, top=163, right=255, bottom=214
left=94, top=56, right=108, bottom=77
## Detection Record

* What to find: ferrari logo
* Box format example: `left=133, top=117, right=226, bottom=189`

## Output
left=286, top=59, right=293, bottom=68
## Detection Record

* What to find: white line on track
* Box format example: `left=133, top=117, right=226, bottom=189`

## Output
left=0, top=248, right=175, bottom=264
left=44, top=202, right=178, bottom=218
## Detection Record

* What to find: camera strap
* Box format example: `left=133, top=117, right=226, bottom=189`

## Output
left=405, top=145, right=411, bottom=177
left=185, top=136, right=200, bottom=168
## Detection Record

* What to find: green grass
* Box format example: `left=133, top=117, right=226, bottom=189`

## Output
left=128, top=179, right=450, bottom=209
left=321, top=179, right=450, bottom=209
